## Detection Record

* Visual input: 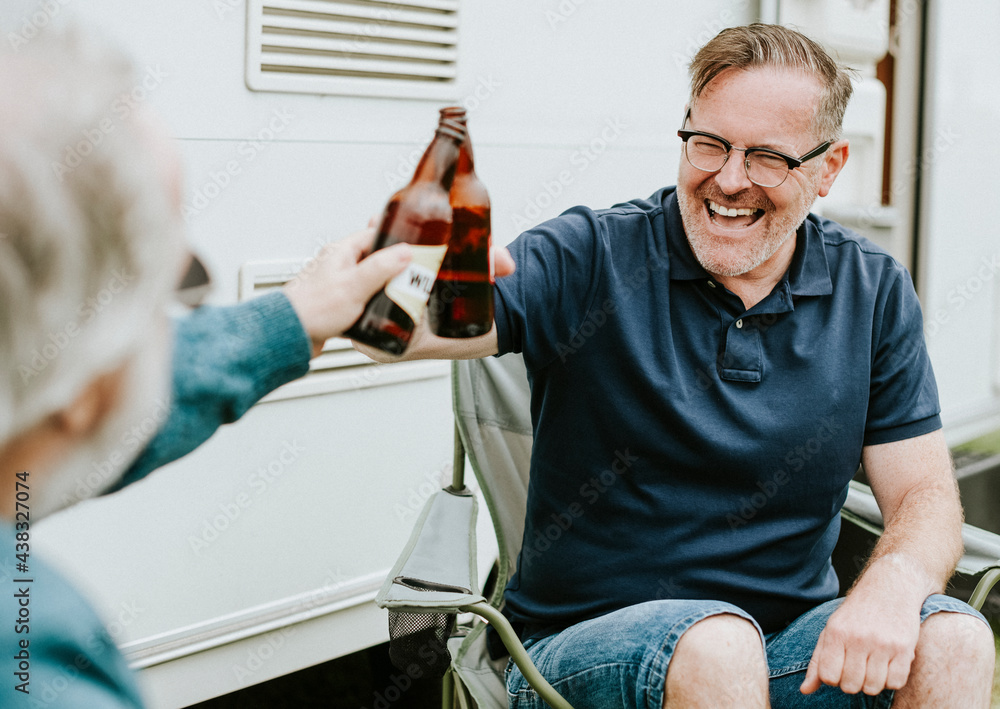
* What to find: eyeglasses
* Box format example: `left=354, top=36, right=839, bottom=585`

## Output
left=677, top=109, right=831, bottom=188
left=175, top=253, right=212, bottom=308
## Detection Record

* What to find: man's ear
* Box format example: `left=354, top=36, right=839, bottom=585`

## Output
left=49, top=366, right=126, bottom=438
left=817, top=139, right=849, bottom=198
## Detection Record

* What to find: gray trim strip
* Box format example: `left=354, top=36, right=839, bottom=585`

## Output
left=121, top=570, right=386, bottom=669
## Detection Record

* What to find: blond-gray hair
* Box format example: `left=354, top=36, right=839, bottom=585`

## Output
left=0, top=28, right=183, bottom=447
left=688, top=23, right=855, bottom=140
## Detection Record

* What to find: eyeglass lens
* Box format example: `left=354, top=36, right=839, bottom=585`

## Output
left=684, top=136, right=789, bottom=188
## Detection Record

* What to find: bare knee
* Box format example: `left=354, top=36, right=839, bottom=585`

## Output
left=665, top=613, right=768, bottom=708
left=916, top=612, right=994, bottom=666
left=894, top=611, right=996, bottom=709
left=673, top=613, right=764, bottom=666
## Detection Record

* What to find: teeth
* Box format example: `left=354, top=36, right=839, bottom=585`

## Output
left=709, top=200, right=760, bottom=218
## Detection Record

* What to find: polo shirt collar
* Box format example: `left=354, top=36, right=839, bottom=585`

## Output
left=660, top=187, right=833, bottom=298
left=786, top=215, right=833, bottom=297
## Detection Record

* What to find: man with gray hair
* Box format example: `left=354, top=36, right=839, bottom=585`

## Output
left=0, top=29, right=426, bottom=706
left=362, top=23, right=996, bottom=708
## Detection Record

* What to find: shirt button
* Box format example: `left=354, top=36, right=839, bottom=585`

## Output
left=706, top=281, right=716, bottom=289
left=736, top=319, right=743, bottom=329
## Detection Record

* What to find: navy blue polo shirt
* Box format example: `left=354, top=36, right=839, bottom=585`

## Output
left=494, top=186, right=941, bottom=635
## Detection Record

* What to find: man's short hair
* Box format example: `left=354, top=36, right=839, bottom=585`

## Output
left=0, top=28, right=182, bottom=447
left=688, top=23, right=855, bottom=141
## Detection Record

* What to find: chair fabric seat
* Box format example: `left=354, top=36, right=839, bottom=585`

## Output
left=449, top=625, right=508, bottom=709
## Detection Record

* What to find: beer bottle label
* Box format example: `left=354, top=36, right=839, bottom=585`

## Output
left=385, top=243, right=448, bottom=322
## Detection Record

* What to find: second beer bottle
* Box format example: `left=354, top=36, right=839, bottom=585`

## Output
left=345, top=109, right=466, bottom=355
left=427, top=108, right=494, bottom=338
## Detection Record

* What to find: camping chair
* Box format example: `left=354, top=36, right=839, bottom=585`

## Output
left=375, top=352, right=571, bottom=709
left=375, top=353, right=1000, bottom=709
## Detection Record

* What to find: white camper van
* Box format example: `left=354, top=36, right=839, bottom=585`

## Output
left=9, top=0, right=998, bottom=706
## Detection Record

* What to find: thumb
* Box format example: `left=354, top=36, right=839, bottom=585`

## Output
left=354, top=242, right=411, bottom=294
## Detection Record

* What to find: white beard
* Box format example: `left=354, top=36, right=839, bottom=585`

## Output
left=32, top=323, right=172, bottom=520
left=677, top=180, right=819, bottom=278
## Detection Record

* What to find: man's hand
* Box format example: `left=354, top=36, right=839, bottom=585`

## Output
left=352, top=243, right=516, bottom=363
left=283, top=228, right=412, bottom=357
left=801, top=555, right=924, bottom=695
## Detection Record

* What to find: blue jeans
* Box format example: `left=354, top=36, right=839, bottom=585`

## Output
left=504, top=594, right=987, bottom=709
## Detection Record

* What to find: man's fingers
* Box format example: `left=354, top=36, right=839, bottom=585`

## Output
left=801, top=636, right=846, bottom=695
left=353, top=242, right=411, bottom=294
left=800, top=658, right=822, bottom=695
left=837, top=646, right=868, bottom=695
left=338, top=228, right=378, bottom=261
left=352, top=337, right=403, bottom=364
left=493, top=246, right=516, bottom=278
left=884, top=652, right=913, bottom=690
left=860, top=650, right=889, bottom=695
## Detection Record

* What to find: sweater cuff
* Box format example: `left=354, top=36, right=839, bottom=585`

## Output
left=228, top=291, right=312, bottom=399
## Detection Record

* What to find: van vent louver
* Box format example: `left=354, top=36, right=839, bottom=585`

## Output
left=246, top=0, right=459, bottom=100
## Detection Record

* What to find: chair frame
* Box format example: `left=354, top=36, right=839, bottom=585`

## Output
left=442, top=425, right=574, bottom=709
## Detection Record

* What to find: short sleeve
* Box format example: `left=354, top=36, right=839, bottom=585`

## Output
left=864, top=267, right=941, bottom=445
left=494, top=206, right=607, bottom=370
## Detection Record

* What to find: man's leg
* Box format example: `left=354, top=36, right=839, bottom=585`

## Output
left=664, top=613, right=770, bottom=708
left=891, top=605, right=995, bottom=708
left=504, top=600, right=767, bottom=709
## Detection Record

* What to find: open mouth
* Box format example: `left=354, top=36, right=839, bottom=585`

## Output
left=705, top=199, right=764, bottom=229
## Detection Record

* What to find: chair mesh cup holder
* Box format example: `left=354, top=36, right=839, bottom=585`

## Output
left=387, top=576, right=469, bottom=678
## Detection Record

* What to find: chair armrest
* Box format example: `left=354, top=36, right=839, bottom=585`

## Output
left=376, top=488, right=486, bottom=613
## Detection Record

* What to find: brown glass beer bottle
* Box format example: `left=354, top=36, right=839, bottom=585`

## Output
left=345, top=110, right=466, bottom=354
left=427, top=113, right=494, bottom=338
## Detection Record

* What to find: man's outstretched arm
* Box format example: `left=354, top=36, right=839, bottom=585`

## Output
left=112, top=229, right=412, bottom=489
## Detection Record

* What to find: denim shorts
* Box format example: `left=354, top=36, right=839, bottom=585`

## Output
left=504, top=594, right=987, bottom=709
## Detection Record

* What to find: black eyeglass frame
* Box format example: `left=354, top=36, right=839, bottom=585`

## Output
left=175, top=252, right=212, bottom=308
left=677, top=108, right=831, bottom=188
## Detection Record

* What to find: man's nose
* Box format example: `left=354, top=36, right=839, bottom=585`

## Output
left=714, top=150, right=754, bottom=194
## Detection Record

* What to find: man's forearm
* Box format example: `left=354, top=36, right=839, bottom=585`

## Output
left=855, top=430, right=964, bottom=602
left=862, top=481, right=962, bottom=594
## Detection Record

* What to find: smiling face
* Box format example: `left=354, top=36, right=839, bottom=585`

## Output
left=677, top=67, right=843, bottom=279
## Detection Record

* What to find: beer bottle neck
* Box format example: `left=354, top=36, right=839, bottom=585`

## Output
left=456, top=140, right=475, bottom=175
left=411, top=131, right=462, bottom=189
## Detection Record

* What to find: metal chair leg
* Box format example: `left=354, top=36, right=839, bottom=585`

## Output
left=969, top=567, right=1000, bottom=612
left=460, top=601, right=575, bottom=709
left=441, top=669, right=455, bottom=709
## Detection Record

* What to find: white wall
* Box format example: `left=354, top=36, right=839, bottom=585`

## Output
left=919, top=0, right=1000, bottom=444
